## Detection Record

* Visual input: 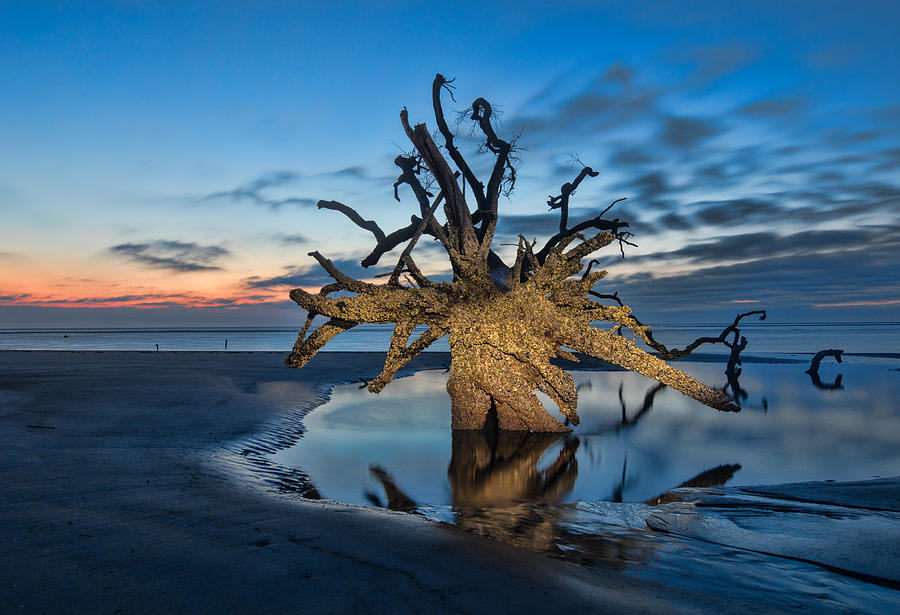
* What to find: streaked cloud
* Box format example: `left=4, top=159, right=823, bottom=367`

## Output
left=202, top=171, right=315, bottom=209
left=243, top=258, right=392, bottom=290
left=108, top=240, right=230, bottom=272
left=275, top=234, right=308, bottom=245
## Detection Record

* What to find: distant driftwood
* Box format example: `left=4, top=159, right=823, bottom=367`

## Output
left=805, top=349, right=844, bottom=390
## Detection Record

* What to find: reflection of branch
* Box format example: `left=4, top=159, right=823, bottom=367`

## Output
left=612, top=456, right=628, bottom=503
left=368, top=465, right=418, bottom=512
left=578, top=382, right=666, bottom=436
left=805, top=349, right=844, bottom=390
left=723, top=363, right=748, bottom=403
left=645, top=464, right=742, bottom=506
left=618, top=382, right=666, bottom=429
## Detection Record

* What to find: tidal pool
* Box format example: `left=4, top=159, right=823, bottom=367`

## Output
left=272, top=356, right=900, bottom=613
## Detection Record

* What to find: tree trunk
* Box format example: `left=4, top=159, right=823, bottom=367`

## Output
left=447, top=345, right=571, bottom=432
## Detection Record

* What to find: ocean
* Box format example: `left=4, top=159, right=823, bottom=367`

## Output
left=0, top=321, right=897, bottom=355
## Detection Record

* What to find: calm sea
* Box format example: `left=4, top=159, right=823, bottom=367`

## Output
left=0, top=322, right=897, bottom=355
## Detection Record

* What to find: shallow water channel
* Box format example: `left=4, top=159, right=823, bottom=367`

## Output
left=272, top=357, right=900, bottom=612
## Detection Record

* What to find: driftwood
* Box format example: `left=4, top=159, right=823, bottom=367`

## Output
left=286, top=74, right=766, bottom=432
left=805, top=349, right=844, bottom=390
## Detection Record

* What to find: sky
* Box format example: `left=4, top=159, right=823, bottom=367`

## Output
left=1, top=0, right=899, bottom=328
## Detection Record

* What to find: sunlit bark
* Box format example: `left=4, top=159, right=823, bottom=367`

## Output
left=287, top=74, right=752, bottom=432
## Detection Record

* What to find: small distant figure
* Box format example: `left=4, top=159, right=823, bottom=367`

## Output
left=63, top=334, right=68, bottom=338
left=224, top=338, right=228, bottom=350
left=155, top=343, right=159, bottom=352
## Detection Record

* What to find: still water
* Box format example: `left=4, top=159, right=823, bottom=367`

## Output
left=272, top=357, right=900, bottom=613
left=275, top=359, right=900, bottom=505
left=2, top=321, right=899, bottom=353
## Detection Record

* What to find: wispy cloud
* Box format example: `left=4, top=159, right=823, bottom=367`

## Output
left=202, top=171, right=315, bottom=209
left=200, top=166, right=380, bottom=211
left=109, top=240, right=230, bottom=272
left=0, top=293, right=32, bottom=304
left=275, top=233, right=308, bottom=245
left=243, top=258, right=391, bottom=289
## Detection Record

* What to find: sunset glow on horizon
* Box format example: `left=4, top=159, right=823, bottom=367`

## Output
left=2, top=1, right=899, bottom=328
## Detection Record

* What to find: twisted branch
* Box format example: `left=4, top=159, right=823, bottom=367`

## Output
left=433, top=74, right=486, bottom=212
left=536, top=198, right=631, bottom=264
left=317, top=200, right=385, bottom=243
left=547, top=166, right=599, bottom=232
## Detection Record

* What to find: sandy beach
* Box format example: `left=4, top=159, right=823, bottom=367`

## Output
left=0, top=350, right=802, bottom=613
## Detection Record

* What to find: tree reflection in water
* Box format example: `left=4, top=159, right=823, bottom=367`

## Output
left=366, top=382, right=743, bottom=569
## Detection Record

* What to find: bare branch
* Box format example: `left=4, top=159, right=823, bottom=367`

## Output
left=555, top=320, right=740, bottom=412
left=471, top=97, right=514, bottom=222
left=588, top=290, right=623, bottom=307
left=581, top=259, right=603, bottom=281
left=360, top=214, right=455, bottom=268
left=536, top=206, right=631, bottom=264
left=285, top=317, right=357, bottom=368
left=623, top=309, right=768, bottom=360
left=401, top=109, right=477, bottom=254
left=547, top=166, right=599, bottom=233
left=386, top=171, right=459, bottom=286
left=393, top=154, right=433, bottom=218
left=598, top=196, right=627, bottom=218
left=433, top=74, right=486, bottom=211
left=308, top=251, right=375, bottom=294
left=318, top=200, right=385, bottom=243
left=367, top=325, right=447, bottom=393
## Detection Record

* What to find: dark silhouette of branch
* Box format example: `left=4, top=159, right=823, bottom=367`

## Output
left=317, top=200, right=385, bottom=243
left=547, top=166, right=599, bottom=233
left=580, top=259, right=602, bottom=281
left=401, top=108, right=477, bottom=255
left=618, top=382, right=666, bottom=429
left=805, top=348, right=844, bottom=374
left=588, top=290, right=623, bottom=306
left=627, top=310, right=767, bottom=361
left=470, top=97, right=514, bottom=220
left=393, top=154, right=433, bottom=218
left=319, top=196, right=450, bottom=269
left=432, top=74, right=486, bottom=212
left=385, top=171, right=459, bottom=287
left=536, top=198, right=632, bottom=264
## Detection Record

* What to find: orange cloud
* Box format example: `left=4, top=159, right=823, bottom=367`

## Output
left=812, top=299, right=900, bottom=308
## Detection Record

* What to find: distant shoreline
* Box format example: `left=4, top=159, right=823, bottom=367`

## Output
left=8, top=348, right=899, bottom=362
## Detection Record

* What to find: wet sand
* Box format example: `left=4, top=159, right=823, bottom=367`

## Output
left=0, top=350, right=801, bottom=613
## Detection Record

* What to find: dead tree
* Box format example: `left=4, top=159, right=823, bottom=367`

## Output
left=286, top=74, right=754, bottom=432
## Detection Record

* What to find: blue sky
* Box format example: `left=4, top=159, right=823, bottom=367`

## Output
left=1, top=0, right=899, bottom=327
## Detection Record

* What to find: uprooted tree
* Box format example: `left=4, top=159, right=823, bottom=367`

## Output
left=286, top=74, right=763, bottom=432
